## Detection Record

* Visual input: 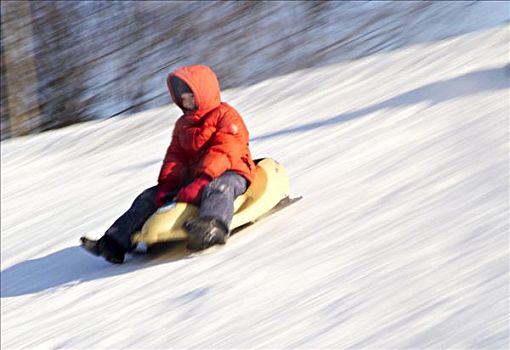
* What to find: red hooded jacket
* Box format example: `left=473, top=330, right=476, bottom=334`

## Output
left=157, top=65, right=255, bottom=192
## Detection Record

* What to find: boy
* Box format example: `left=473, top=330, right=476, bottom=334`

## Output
left=82, top=65, right=255, bottom=264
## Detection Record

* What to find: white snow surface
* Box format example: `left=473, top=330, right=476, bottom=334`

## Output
left=2, top=24, right=509, bottom=349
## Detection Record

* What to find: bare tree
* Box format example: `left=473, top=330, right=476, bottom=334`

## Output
left=1, top=0, right=40, bottom=138
left=31, top=1, right=90, bottom=131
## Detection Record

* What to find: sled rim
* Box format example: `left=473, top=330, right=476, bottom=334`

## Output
left=132, top=158, right=291, bottom=245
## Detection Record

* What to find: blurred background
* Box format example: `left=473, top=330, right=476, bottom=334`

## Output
left=0, top=1, right=505, bottom=140
left=1, top=2, right=509, bottom=348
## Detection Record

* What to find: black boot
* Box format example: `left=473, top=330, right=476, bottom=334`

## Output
left=183, top=217, right=229, bottom=251
left=80, top=235, right=127, bottom=264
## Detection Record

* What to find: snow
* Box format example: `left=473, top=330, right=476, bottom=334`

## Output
left=2, top=23, right=509, bottom=349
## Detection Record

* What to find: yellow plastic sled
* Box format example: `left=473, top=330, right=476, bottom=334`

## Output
left=131, top=158, right=296, bottom=246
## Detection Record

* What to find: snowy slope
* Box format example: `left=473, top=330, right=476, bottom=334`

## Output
left=1, top=23, right=509, bottom=349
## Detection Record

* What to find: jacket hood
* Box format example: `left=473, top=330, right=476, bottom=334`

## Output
left=167, top=65, right=221, bottom=115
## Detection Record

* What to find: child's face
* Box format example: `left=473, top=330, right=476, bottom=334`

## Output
left=181, top=93, right=195, bottom=110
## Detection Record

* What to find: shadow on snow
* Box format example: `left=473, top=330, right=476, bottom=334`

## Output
left=252, top=65, right=509, bottom=142
left=0, top=244, right=192, bottom=298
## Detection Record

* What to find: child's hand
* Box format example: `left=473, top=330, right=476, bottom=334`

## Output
left=175, top=175, right=211, bottom=204
left=155, top=183, right=177, bottom=207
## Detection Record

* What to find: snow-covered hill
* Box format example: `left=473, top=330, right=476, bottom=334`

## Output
left=1, top=23, right=509, bottom=349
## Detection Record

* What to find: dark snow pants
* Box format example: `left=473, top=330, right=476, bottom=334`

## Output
left=105, top=171, right=248, bottom=249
